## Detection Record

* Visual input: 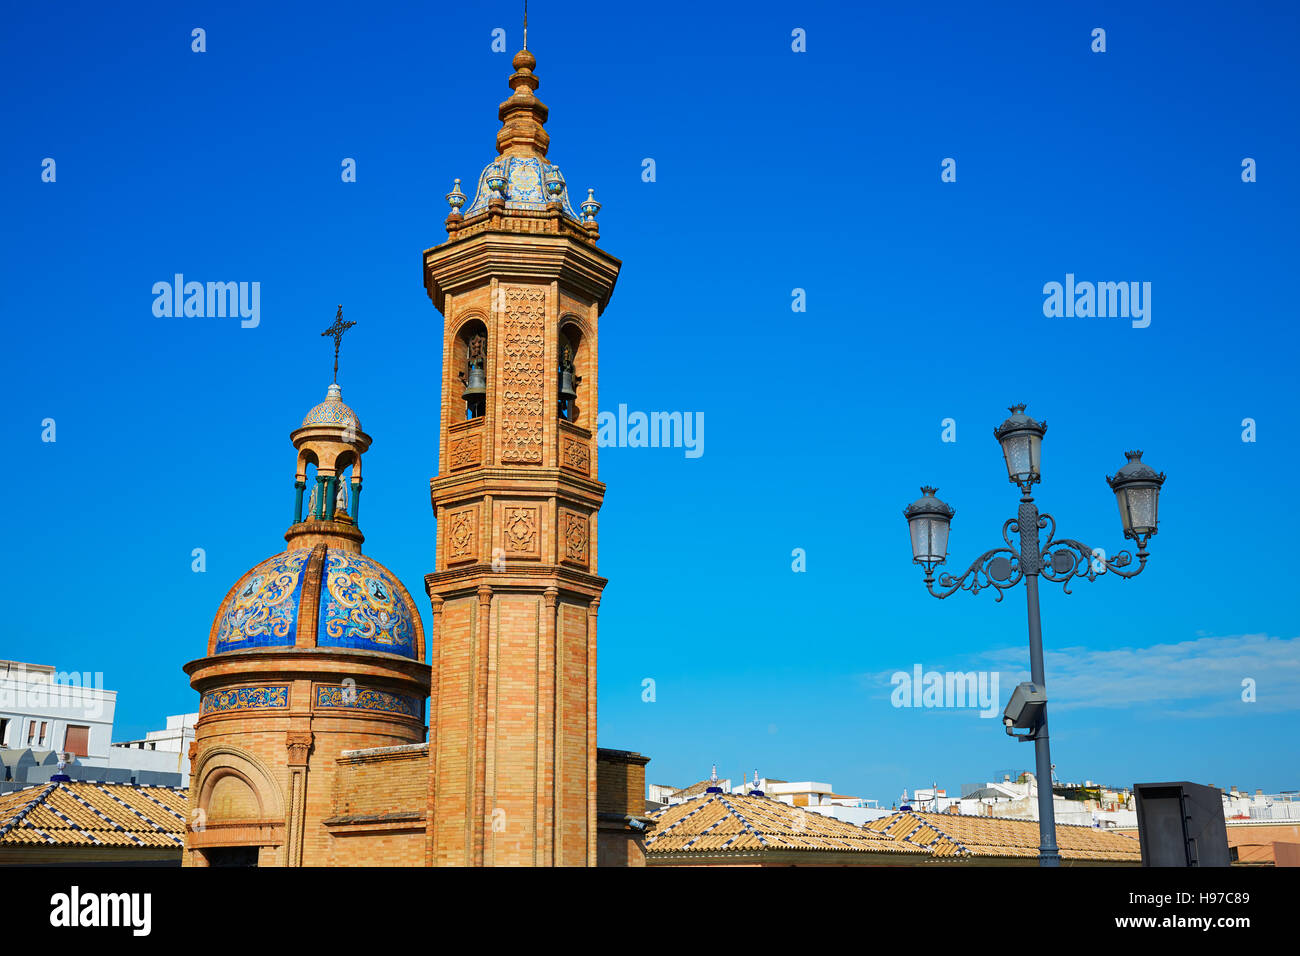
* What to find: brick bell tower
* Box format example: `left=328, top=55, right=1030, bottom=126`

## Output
left=422, top=44, right=620, bottom=866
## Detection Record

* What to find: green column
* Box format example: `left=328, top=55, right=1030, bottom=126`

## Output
left=293, top=480, right=305, bottom=524
left=351, top=478, right=363, bottom=524
left=314, top=476, right=328, bottom=518
left=325, top=476, right=338, bottom=520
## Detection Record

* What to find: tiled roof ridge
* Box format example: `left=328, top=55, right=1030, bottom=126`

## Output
left=0, top=782, right=58, bottom=842
left=127, top=786, right=188, bottom=823
left=671, top=778, right=718, bottom=798
left=715, top=794, right=770, bottom=849
left=644, top=793, right=715, bottom=846
left=901, top=809, right=969, bottom=856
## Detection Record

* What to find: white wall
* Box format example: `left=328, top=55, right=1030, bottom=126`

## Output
left=112, top=713, right=198, bottom=780
left=0, top=671, right=116, bottom=766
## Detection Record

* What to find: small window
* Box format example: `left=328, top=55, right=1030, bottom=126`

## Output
left=0, top=718, right=9, bottom=746
left=64, top=724, right=90, bottom=759
left=39, top=721, right=49, bottom=747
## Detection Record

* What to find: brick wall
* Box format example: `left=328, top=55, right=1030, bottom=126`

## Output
left=325, top=743, right=428, bottom=866
left=332, top=744, right=428, bottom=817
left=596, top=748, right=648, bottom=817
left=596, top=748, right=649, bottom=867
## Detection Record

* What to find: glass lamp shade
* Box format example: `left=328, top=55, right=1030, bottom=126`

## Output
left=1107, top=450, right=1165, bottom=539
left=904, top=487, right=955, bottom=566
left=993, top=404, right=1047, bottom=486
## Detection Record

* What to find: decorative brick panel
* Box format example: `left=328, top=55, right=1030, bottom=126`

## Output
left=501, top=505, right=541, bottom=559
left=446, top=505, right=478, bottom=565
left=499, top=287, right=546, bottom=464
left=560, top=434, right=590, bottom=475
left=449, top=432, right=481, bottom=471
left=559, top=509, right=589, bottom=568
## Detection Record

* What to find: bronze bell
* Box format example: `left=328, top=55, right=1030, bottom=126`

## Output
left=559, top=366, right=579, bottom=403
left=559, top=343, right=580, bottom=403
left=461, top=364, right=486, bottom=402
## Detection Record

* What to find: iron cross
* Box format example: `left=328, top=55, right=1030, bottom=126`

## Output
left=321, top=305, right=356, bottom=383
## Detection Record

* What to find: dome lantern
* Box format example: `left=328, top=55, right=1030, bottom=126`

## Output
left=288, top=308, right=372, bottom=546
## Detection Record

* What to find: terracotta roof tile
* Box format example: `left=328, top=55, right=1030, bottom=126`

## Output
left=0, top=782, right=188, bottom=849
left=645, top=793, right=927, bottom=857
left=873, top=811, right=1141, bottom=862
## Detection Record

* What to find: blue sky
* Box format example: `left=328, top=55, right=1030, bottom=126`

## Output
left=3, top=0, right=1297, bottom=801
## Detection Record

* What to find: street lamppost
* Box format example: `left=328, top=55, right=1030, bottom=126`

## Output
left=903, top=404, right=1166, bottom=867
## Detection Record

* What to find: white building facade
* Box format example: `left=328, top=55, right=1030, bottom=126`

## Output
left=0, top=660, right=115, bottom=764
left=0, top=660, right=196, bottom=786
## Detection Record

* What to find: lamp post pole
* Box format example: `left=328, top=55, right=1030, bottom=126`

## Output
left=904, top=405, right=1166, bottom=867
left=1019, top=495, right=1059, bottom=864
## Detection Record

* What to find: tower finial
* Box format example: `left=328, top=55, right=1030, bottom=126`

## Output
left=321, top=304, right=357, bottom=384
left=497, top=39, right=548, bottom=157
left=523, top=0, right=528, bottom=50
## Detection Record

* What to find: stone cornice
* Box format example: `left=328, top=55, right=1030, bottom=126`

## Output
left=283, top=518, right=365, bottom=549
left=423, top=231, right=621, bottom=315
left=289, top=423, right=373, bottom=450
left=184, top=649, right=431, bottom=689
left=430, top=467, right=606, bottom=508
left=186, top=820, right=285, bottom=849
left=321, top=811, right=426, bottom=833
left=424, top=564, right=606, bottom=602
left=337, top=743, right=429, bottom=764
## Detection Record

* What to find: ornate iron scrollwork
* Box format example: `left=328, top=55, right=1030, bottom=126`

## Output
left=1037, top=511, right=1147, bottom=594
left=927, top=546, right=1024, bottom=602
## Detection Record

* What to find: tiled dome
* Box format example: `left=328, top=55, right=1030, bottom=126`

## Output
left=463, top=155, right=579, bottom=218
left=302, top=383, right=361, bottom=430
left=212, top=547, right=418, bottom=658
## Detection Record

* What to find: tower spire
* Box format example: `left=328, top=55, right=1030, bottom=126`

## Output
left=523, top=0, right=528, bottom=50
left=496, top=43, right=549, bottom=157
